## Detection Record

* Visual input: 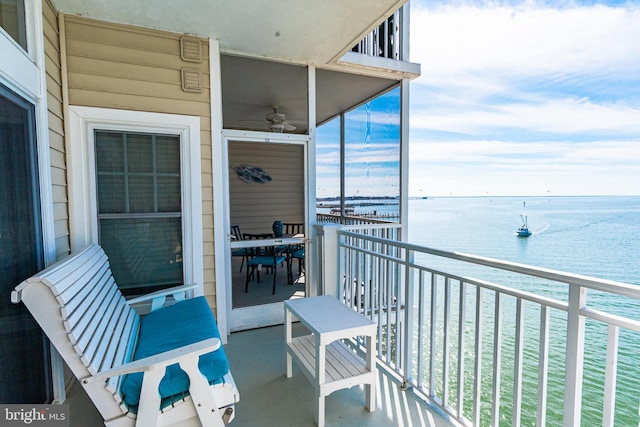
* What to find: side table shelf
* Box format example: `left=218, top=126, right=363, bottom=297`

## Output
left=287, top=335, right=373, bottom=396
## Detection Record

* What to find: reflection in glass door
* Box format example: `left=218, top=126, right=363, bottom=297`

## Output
left=0, top=84, right=50, bottom=403
left=227, top=139, right=306, bottom=330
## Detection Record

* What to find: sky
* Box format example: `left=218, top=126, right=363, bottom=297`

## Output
left=408, top=0, right=640, bottom=197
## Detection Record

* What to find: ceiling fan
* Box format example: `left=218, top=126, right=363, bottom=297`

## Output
left=266, top=104, right=296, bottom=132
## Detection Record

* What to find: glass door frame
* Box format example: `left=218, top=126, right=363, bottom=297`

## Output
left=1, top=0, right=61, bottom=401
left=219, top=129, right=311, bottom=332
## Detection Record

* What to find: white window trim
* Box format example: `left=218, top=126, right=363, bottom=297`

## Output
left=67, top=106, right=204, bottom=296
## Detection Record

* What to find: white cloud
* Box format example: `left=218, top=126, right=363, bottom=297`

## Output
left=411, top=3, right=640, bottom=79
left=411, top=97, right=640, bottom=135
left=408, top=138, right=640, bottom=196
left=407, top=1, right=640, bottom=196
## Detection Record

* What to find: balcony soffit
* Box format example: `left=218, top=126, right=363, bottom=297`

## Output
left=221, top=55, right=399, bottom=134
left=50, top=0, right=406, bottom=64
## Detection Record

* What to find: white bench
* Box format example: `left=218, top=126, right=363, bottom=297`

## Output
left=12, top=244, right=239, bottom=427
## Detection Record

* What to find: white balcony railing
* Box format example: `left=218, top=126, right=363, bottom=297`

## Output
left=316, top=225, right=640, bottom=426
left=351, top=8, right=403, bottom=60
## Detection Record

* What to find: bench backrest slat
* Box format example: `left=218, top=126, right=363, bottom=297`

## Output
left=59, top=261, right=111, bottom=320
left=79, top=288, right=124, bottom=373
left=106, top=308, right=139, bottom=398
left=38, top=245, right=106, bottom=295
left=94, top=296, right=133, bottom=372
left=34, top=245, right=140, bottom=377
left=66, top=273, right=116, bottom=347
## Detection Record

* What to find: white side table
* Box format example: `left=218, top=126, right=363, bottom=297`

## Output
left=284, top=295, right=377, bottom=426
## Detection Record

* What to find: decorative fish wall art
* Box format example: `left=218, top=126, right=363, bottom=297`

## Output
left=233, top=164, right=272, bottom=184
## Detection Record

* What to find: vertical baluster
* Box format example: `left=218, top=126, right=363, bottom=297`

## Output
left=603, top=324, right=619, bottom=427
left=394, top=252, right=402, bottom=369
left=403, top=248, right=414, bottom=387
left=339, top=236, right=346, bottom=303
left=377, top=255, right=383, bottom=357
left=368, top=29, right=375, bottom=56
left=392, top=8, right=404, bottom=61
left=370, top=238, right=378, bottom=317
left=385, top=255, right=392, bottom=364
left=417, top=270, right=426, bottom=390
left=363, top=241, right=370, bottom=317
left=383, top=17, right=389, bottom=58
left=491, top=292, right=503, bottom=427
left=353, top=242, right=361, bottom=310
left=442, top=277, right=451, bottom=409
left=537, top=305, right=550, bottom=427
left=457, top=281, right=467, bottom=418
left=473, top=286, right=484, bottom=426
left=513, top=299, right=525, bottom=427
left=429, top=273, right=438, bottom=398
left=345, top=236, right=351, bottom=305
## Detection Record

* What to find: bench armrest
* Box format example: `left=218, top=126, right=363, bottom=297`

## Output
left=83, top=337, right=221, bottom=384
left=126, top=283, right=197, bottom=311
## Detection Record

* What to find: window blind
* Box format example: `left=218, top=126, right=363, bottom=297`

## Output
left=95, top=130, right=182, bottom=295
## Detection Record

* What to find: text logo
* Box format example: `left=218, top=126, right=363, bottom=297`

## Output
left=0, top=405, right=69, bottom=427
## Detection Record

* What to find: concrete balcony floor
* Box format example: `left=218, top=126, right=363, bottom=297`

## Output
left=67, top=324, right=454, bottom=426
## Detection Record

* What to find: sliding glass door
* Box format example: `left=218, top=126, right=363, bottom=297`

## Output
left=0, top=84, right=50, bottom=403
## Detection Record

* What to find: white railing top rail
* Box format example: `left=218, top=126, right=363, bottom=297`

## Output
left=341, top=223, right=402, bottom=232
left=338, top=229, right=640, bottom=300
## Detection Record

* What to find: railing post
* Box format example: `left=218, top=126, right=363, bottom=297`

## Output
left=320, top=224, right=342, bottom=299
left=563, top=283, right=587, bottom=426
left=402, top=247, right=414, bottom=389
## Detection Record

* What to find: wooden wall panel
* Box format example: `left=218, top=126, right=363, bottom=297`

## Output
left=43, top=0, right=69, bottom=258
left=229, top=141, right=304, bottom=235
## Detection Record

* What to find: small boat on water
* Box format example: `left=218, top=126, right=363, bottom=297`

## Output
left=517, top=215, right=532, bottom=237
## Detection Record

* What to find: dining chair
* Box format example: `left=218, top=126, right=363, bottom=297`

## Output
left=231, top=225, right=248, bottom=272
left=283, top=223, right=304, bottom=235
left=243, top=233, right=288, bottom=295
left=291, top=248, right=304, bottom=276
left=282, top=223, right=304, bottom=277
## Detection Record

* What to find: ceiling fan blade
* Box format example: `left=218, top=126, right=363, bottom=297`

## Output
left=282, top=121, right=296, bottom=131
left=266, top=112, right=286, bottom=123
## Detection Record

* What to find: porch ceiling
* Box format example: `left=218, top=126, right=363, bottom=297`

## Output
left=221, top=55, right=399, bottom=133
left=50, top=0, right=406, bottom=65
left=51, top=0, right=406, bottom=134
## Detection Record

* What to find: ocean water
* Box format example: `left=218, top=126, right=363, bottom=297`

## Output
left=403, top=196, right=640, bottom=426
left=407, top=196, right=640, bottom=286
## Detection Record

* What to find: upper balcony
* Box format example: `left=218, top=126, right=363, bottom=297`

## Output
left=352, top=9, right=403, bottom=61
left=339, top=5, right=420, bottom=79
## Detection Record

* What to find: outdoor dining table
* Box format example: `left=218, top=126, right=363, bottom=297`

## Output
left=230, top=233, right=305, bottom=285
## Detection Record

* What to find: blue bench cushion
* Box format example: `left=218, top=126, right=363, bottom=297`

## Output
left=120, top=296, right=230, bottom=407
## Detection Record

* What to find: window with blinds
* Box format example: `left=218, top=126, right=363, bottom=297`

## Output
left=95, top=130, right=183, bottom=296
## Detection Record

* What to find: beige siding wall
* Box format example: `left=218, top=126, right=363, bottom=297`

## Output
left=229, top=141, right=304, bottom=234
left=43, top=0, right=70, bottom=259
left=62, top=16, right=217, bottom=309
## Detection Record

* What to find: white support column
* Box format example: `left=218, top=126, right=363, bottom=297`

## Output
left=306, top=65, right=318, bottom=297
left=563, top=284, right=587, bottom=426
left=399, top=78, right=410, bottom=241
left=209, top=39, right=230, bottom=340
left=320, top=224, right=341, bottom=299
left=401, top=3, right=411, bottom=62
